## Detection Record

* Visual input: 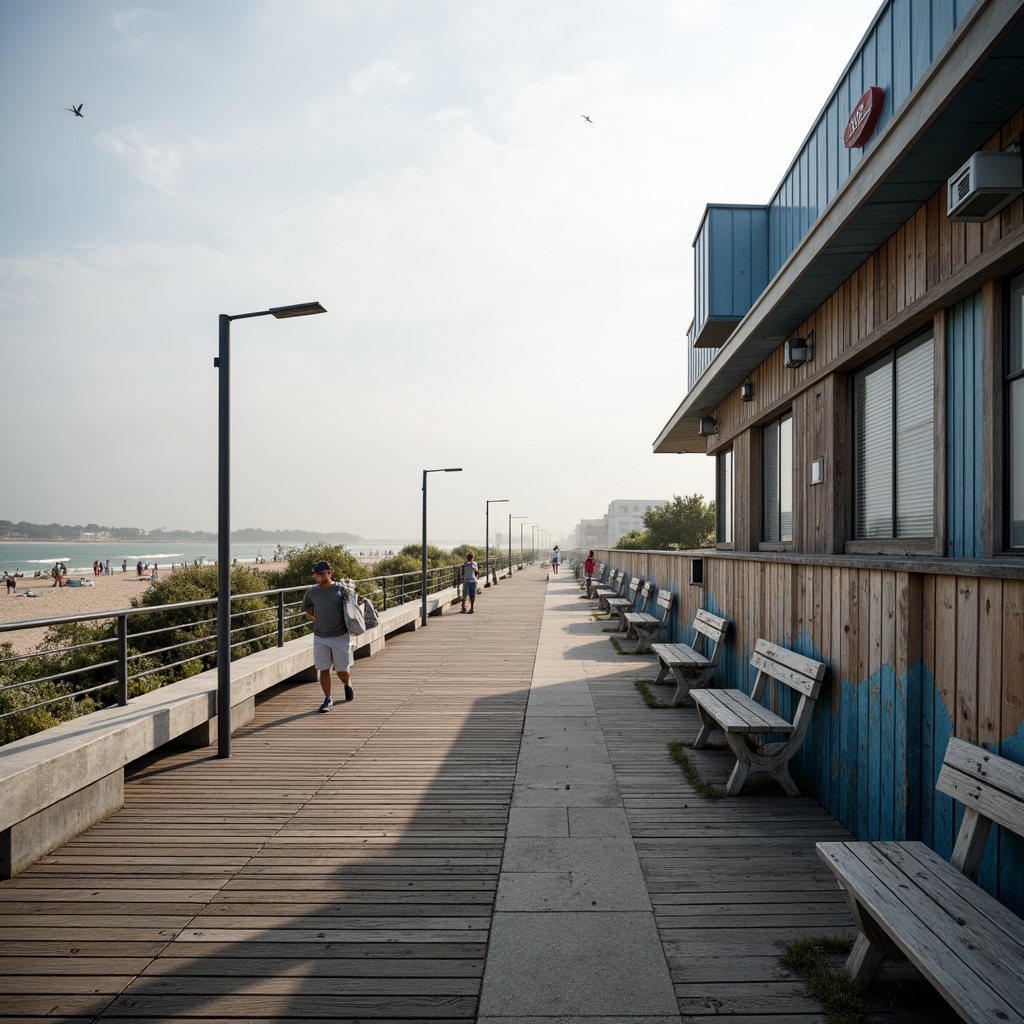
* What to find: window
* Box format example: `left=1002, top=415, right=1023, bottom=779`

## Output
left=763, top=413, right=793, bottom=542
left=853, top=332, right=934, bottom=539
left=1009, top=271, right=1024, bottom=549
left=717, top=448, right=733, bottom=544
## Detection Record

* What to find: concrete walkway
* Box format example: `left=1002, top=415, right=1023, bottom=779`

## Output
left=479, top=571, right=680, bottom=1023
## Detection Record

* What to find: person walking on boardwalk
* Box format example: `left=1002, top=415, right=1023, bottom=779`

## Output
left=461, top=551, right=479, bottom=613
left=550, top=545, right=561, bottom=573
left=301, top=560, right=354, bottom=712
left=584, top=550, right=596, bottom=597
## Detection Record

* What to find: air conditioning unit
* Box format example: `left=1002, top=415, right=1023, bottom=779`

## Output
left=947, top=151, right=1023, bottom=222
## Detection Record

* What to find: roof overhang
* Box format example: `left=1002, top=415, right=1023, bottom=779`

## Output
left=655, top=0, right=1024, bottom=454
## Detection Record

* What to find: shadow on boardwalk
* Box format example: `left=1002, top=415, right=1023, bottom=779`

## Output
left=0, top=568, right=960, bottom=1022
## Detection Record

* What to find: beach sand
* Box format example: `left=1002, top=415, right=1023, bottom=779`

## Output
left=0, top=563, right=289, bottom=654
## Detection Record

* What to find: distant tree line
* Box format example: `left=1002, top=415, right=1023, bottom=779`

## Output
left=0, top=520, right=362, bottom=545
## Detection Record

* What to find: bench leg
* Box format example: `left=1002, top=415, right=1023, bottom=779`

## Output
left=693, top=703, right=716, bottom=746
left=721, top=738, right=800, bottom=797
left=633, top=628, right=657, bottom=654
left=843, top=900, right=891, bottom=986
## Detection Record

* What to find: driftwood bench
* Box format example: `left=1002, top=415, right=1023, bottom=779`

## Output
left=623, top=587, right=675, bottom=653
left=591, top=569, right=623, bottom=610
left=817, top=738, right=1024, bottom=1024
left=690, top=639, right=826, bottom=796
left=650, top=609, right=729, bottom=706
left=606, top=576, right=644, bottom=628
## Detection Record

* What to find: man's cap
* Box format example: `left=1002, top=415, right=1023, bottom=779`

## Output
left=312, top=561, right=331, bottom=572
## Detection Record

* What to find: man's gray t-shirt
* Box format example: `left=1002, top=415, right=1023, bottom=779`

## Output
left=301, top=582, right=348, bottom=636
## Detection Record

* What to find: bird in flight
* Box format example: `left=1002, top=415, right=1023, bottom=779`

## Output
left=66, top=103, right=83, bottom=117
left=581, top=114, right=593, bottom=123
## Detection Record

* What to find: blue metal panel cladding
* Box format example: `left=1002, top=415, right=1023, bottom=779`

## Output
left=766, top=0, right=970, bottom=279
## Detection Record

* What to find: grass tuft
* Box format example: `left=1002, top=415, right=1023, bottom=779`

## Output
left=667, top=740, right=728, bottom=798
left=781, top=936, right=868, bottom=1024
left=634, top=679, right=674, bottom=708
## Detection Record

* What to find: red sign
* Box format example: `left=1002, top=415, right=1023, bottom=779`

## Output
left=843, top=86, right=884, bottom=148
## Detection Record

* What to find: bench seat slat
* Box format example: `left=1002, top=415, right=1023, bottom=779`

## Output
left=690, top=688, right=793, bottom=734
left=817, top=840, right=1024, bottom=1024
left=652, top=643, right=709, bottom=669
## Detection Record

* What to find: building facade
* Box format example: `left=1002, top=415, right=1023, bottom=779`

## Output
left=572, top=499, right=670, bottom=550
left=644, top=0, right=1024, bottom=912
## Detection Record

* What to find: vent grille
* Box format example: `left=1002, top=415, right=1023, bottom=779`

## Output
left=947, top=151, right=1023, bottom=222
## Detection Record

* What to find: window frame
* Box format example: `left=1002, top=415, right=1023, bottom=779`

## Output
left=1005, top=267, right=1024, bottom=553
left=761, top=411, right=793, bottom=548
left=716, top=447, right=734, bottom=547
left=848, top=328, right=935, bottom=553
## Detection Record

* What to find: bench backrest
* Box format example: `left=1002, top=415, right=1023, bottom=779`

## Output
left=749, top=639, right=827, bottom=748
left=599, top=568, right=620, bottom=591
left=636, top=580, right=654, bottom=610
left=691, top=609, right=729, bottom=664
left=937, top=736, right=1024, bottom=880
left=653, top=588, right=675, bottom=622
left=624, top=576, right=643, bottom=606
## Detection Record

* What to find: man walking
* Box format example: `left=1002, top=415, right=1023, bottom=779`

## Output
left=301, top=560, right=355, bottom=712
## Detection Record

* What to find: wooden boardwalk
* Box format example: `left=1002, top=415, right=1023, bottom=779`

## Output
left=0, top=567, right=959, bottom=1022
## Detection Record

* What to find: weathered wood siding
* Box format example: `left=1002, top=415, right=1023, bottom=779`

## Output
left=597, top=548, right=1024, bottom=914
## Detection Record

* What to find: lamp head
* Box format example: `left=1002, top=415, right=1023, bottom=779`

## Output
left=269, top=301, right=327, bottom=319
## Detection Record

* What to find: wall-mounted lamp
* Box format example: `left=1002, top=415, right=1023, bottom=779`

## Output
left=698, top=416, right=718, bottom=436
left=740, top=382, right=754, bottom=402
left=784, top=330, right=814, bottom=368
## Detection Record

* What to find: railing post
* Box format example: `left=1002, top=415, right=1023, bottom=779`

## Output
left=116, top=614, right=129, bottom=706
left=277, top=591, right=285, bottom=647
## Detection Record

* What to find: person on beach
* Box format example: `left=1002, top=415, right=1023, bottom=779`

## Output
left=461, top=551, right=479, bottom=613
left=584, top=550, right=596, bottom=597
left=4, top=571, right=14, bottom=595
left=122, top=559, right=127, bottom=573
left=550, top=545, right=561, bottom=573
left=301, top=560, right=354, bottom=713
left=137, top=561, right=143, bottom=577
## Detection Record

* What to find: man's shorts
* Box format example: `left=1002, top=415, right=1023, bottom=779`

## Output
left=313, top=633, right=353, bottom=672
left=464, top=580, right=478, bottom=599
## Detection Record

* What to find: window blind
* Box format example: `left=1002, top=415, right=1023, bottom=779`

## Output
left=895, top=337, right=934, bottom=537
left=855, top=360, right=893, bottom=538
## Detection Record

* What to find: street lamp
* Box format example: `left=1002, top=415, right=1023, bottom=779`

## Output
left=484, top=499, right=508, bottom=587
left=531, top=525, right=538, bottom=561
left=510, top=515, right=527, bottom=572
left=422, top=468, right=462, bottom=626
left=216, top=301, right=326, bottom=759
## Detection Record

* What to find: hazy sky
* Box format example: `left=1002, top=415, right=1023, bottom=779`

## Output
left=1, top=0, right=881, bottom=544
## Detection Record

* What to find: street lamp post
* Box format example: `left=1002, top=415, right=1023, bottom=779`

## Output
left=216, top=301, right=326, bottom=759
left=531, top=525, right=538, bottom=561
left=521, top=522, right=530, bottom=566
left=484, top=499, right=508, bottom=587
left=421, top=468, right=462, bottom=626
left=509, top=515, right=527, bottom=573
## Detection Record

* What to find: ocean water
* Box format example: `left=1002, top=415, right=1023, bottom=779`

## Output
left=1, top=538, right=475, bottom=575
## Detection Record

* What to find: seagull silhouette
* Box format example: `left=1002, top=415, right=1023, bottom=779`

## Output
left=581, top=114, right=593, bottom=123
left=66, top=103, right=83, bottom=117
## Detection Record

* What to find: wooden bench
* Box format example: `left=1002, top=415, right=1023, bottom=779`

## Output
left=651, top=609, right=729, bottom=706
left=606, top=576, right=644, bottom=628
left=623, top=586, right=675, bottom=653
left=690, top=639, right=826, bottom=796
left=592, top=569, right=625, bottom=611
left=817, top=737, right=1024, bottom=1024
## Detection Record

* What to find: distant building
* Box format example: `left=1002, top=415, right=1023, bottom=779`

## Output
left=572, top=499, right=669, bottom=549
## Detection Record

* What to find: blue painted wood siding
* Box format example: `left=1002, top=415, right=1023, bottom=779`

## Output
left=768, top=0, right=973, bottom=278
left=946, top=291, right=985, bottom=558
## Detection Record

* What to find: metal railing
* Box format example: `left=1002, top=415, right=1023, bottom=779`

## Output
left=0, top=554, right=532, bottom=739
